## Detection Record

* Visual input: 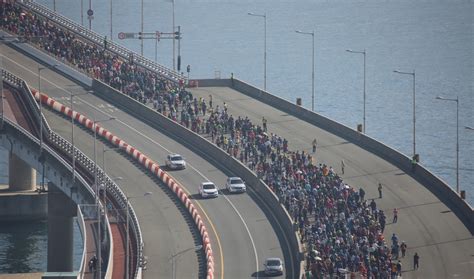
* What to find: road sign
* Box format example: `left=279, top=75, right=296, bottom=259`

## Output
left=87, top=15, right=94, bottom=20
left=117, top=32, right=136, bottom=39
left=87, top=9, right=93, bottom=16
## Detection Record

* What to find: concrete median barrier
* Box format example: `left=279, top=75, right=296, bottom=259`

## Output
left=91, top=79, right=304, bottom=279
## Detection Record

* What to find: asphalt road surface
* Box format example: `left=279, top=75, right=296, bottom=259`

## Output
left=190, top=86, right=474, bottom=278
left=1, top=45, right=286, bottom=279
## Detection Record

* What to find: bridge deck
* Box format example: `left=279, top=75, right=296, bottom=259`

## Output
left=1, top=84, right=125, bottom=278
left=189, top=85, right=474, bottom=278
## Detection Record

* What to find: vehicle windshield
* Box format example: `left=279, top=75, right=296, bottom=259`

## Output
left=171, top=155, right=183, bottom=161
left=203, top=184, right=215, bottom=190
left=266, top=260, right=281, bottom=266
left=230, top=178, right=244, bottom=184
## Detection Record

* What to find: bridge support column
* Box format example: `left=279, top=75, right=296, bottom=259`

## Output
left=47, top=183, right=76, bottom=272
left=9, top=153, right=36, bottom=191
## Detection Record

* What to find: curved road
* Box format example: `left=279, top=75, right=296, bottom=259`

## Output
left=1, top=45, right=286, bottom=278
left=190, top=86, right=474, bottom=278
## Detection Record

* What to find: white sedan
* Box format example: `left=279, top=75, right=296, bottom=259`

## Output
left=225, top=177, right=246, bottom=193
left=199, top=182, right=219, bottom=198
left=264, top=257, right=284, bottom=276
left=165, top=154, right=186, bottom=170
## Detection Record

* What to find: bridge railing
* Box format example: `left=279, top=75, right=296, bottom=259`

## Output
left=3, top=69, right=143, bottom=278
left=2, top=69, right=23, bottom=87
left=49, top=131, right=145, bottom=278
left=1, top=68, right=50, bottom=141
left=1, top=117, right=96, bottom=278
left=18, top=0, right=184, bottom=84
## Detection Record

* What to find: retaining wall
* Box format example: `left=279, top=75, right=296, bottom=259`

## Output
left=194, top=78, right=474, bottom=235
left=91, top=79, right=303, bottom=279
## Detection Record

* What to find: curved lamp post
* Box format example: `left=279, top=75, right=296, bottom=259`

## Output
left=346, top=49, right=367, bottom=133
left=435, top=96, right=459, bottom=193
left=248, top=12, right=267, bottom=91
left=394, top=70, right=416, bottom=158
left=295, top=30, right=315, bottom=111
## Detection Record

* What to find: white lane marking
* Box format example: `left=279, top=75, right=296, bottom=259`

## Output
left=4, top=55, right=260, bottom=277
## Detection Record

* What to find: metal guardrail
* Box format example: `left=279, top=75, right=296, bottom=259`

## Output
left=18, top=0, right=184, bottom=84
left=3, top=69, right=144, bottom=278
left=2, top=68, right=23, bottom=87
left=48, top=131, right=145, bottom=278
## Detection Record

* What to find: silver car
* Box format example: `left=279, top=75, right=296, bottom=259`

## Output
left=225, top=177, right=246, bottom=193
left=165, top=154, right=186, bottom=170
left=264, top=257, right=283, bottom=276
left=199, top=182, right=219, bottom=198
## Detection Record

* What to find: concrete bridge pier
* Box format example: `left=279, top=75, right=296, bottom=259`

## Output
left=47, top=182, right=77, bottom=272
left=9, top=152, right=36, bottom=191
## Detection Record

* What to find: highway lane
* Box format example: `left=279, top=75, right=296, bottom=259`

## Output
left=1, top=45, right=286, bottom=278
left=190, top=86, right=474, bottom=278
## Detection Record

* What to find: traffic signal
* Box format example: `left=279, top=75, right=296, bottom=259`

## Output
left=138, top=32, right=142, bottom=39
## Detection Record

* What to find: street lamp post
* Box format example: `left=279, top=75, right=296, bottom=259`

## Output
left=38, top=64, right=58, bottom=191
left=93, top=116, right=115, bottom=278
left=110, top=0, right=113, bottom=41
left=466, top=126, right=474, bottom=131
left=394, top=70, right=416, bottom=158
left=295, top=30, right=315, bottom=111
left=1, top=54, right=4, bottom=128
left=126, top=192, right=152, bottom=279
left=140, top=0, right=144, bottom=56
left=346, top=49, right=367, bottom=133
left=1, top=38, right=33, bottom=127
left=102, top=147, right=121, bottom=218
left=70, top=91, right=90, bottom=184
left=170, top=245, right=203, bottom=279
left=88, top=0, right=92, bottom=30
left=248, top=12, right=267, bottom=91
left=172, top=0, right=176, bottom=70
left=436, top=96, right=459, bottom=193
left=104, top=175, right=122, bottom=228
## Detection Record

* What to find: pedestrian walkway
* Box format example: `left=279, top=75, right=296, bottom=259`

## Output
left=189, top=85, right=474, bottom=278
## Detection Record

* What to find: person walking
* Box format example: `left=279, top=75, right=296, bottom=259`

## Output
left=400, top=241, right=407, bottom=258
left=312, top=138, right=317, bottom=153
left=396, top=260, right=402, bottom=276
left=414, top=253, right=420, bottom=270
left=370, top=199, right=377, bottom=214
left=393, top=208, right=398, bottom=223
left=411, top=156, right=417, bottom=172
left=378, top=183, right=383, bottom=198
left=359, top=187, right=365, bottom=201
left=262, top=117, right=268, bottom=132
left=341, top=159, right=345, bottom=175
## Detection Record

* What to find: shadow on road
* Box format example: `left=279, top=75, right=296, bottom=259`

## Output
left=251, top=270, right=284, bottom=278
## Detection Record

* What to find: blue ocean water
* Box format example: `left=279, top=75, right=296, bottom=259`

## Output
left=0, top=149, right=83, bottom=273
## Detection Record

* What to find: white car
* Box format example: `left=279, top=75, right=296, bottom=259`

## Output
left=165, top=154, right=186, bottom=170
left=264, top=257, right=283, bottom=276
left=225, top=177, right=246, bottom=193
left=199, top=182, right=219, bottom=198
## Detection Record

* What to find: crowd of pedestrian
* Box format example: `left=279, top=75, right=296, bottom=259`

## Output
left=1, top=1, right=182, bottom=105
left=1, top=3, right=420, bottom=277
